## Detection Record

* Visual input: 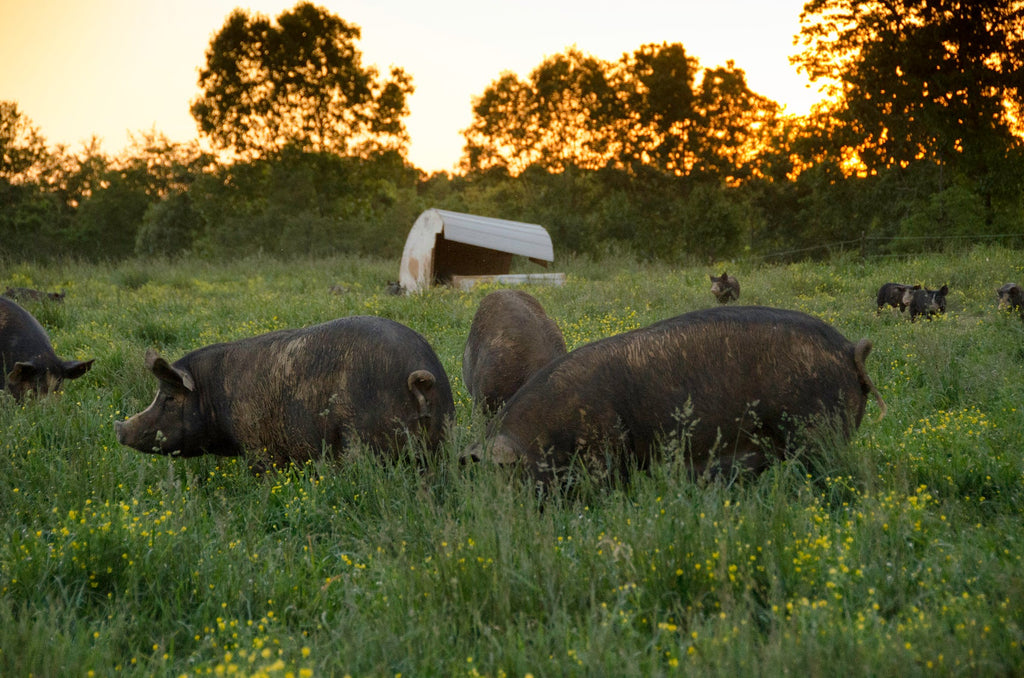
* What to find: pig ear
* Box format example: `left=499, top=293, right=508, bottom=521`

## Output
left=939, top=284, right=949, bottom=294
left=8, top=361, right=39, bottom=383
left=62, top=359, right=94, bottom=380
left=145, top=349, right=195, bottom=392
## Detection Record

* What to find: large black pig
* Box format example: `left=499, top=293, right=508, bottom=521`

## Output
left=462, top=289, right=567, bottom=413
left=115, top=316, right=455, bottom=468
left=1, top=297, right=93, bottom=400
left=875, top=282, right=920, bottom=313
left=465, top=306, right=885, bottom=486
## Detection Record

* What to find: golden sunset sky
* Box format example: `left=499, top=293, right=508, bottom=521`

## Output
left=0, top=0, right=822, bottom=172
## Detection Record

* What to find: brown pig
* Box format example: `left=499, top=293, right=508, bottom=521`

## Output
left=465, top=306, right=885, bottom=487
left=710, top=272, right=740, bottom=303
left=908, top=285, right=948, bottom=322
left=997, top=283, right=1023, bottom=320
left=462, top=290, right=567, bottom=413
left=115, top=316, right=455, bottom=468
left=875, top=282, right=920, bottom=313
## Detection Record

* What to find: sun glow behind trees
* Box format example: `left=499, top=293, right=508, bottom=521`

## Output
left=793, top=0, right=1024, bottom=175
left=461, top=43, right=781, bottom=184
left=190, top=3, right=413, bottom=160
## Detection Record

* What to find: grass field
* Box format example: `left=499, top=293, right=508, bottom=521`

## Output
left=2, top=246, right=1023, bottom=677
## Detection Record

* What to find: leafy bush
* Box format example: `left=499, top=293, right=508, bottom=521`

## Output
left=135, top=193, right=205, bottom=256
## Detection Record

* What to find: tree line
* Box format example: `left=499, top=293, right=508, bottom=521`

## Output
left=2, top=0, right=1022, bottom=265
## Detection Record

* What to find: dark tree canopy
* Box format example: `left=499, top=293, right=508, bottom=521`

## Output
left=691, top=63, right=781, bottom=179
left=0, top=101, right=52, bottom=184
left=613, top=43, right=699, bottom=174
left=462, top=48, right=621, bottom=175
left=793, top=0, right=1024, bottom=173
left=190, top=2, right=413, bottom=159
left=461, top=43, right=779, bottom=183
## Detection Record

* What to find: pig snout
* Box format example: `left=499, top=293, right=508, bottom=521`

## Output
left=114, top=417, right=150, bottom=450
left=113, top=419, right=142, bottom=447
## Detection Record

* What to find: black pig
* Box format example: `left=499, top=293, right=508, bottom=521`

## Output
left=463, top=289, right=567, bottom=413
left=1, top=297, right=93, bottom=400
left=465, top=306, right=885, bottom=487
left=710, top=272, right=740, bottom=303
left=908, top=285, right=948, bottom=322
left=997, top=283, right=1023, bottom=320
left=875, top=282, right=920, bottom=313
left=115, top=316, right=455, bottom=468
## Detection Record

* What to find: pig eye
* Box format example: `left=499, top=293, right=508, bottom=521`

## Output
left=157, top=391, right=185, bottom=409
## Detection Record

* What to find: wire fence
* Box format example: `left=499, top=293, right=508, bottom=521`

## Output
left=748, top=231, right=1024, bottom=263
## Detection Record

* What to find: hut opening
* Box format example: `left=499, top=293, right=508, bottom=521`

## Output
left=399, top=209, right=564, bottom=293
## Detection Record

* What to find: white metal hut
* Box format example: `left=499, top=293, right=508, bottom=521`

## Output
left=398, top=209, right=564, bottom=293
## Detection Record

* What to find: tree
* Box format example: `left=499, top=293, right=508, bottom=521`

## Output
left=117, top=130, right=215, bottom=200
left=47, top=137, right=109, bottom=211
left=690, top=63, right=781, bottom=182
left=0, top=101, right=53, bottom=185
left=0, top=102, right=60, bottom=258
left=612, top=43, right=699, bottom=174
left=792, top=0, right=1024, bottom=174
left=461, top=44, right=780, bottom=182
left=135, top=192, right=206, bottom=257
left=191, top=2, right=413, bottom=159
left=462, top=49, right=621, bottom=174
left=186, top=146, right=418, bottom=258
left=69, top=162, right=151, bottom=260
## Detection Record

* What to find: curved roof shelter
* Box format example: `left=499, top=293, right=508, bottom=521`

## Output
left=399, top=209, right=563, bottom=292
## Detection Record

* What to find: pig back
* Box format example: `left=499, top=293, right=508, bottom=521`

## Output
left=463, top=290, right=566, bottom=412
left=1, top=297, right=67, bottom=396
left=494, top=306, right=873, bottom=478
left=1, top=297, right=55, bottom=356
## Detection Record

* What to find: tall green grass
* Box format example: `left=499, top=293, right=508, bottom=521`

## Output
left=1, top=247, right=1022, bottom=676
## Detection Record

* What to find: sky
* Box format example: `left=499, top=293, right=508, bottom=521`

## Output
left=0, top=0, right=823, bottom=173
